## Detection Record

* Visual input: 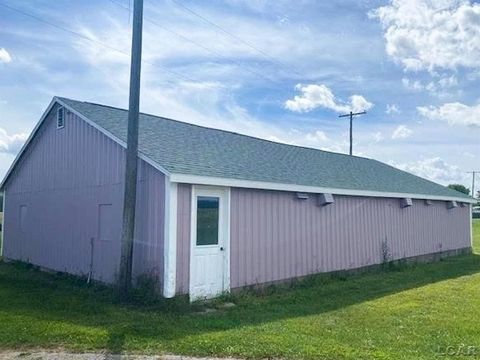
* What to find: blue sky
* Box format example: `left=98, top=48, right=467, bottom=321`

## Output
left=0, top=0, right=479, bottom=191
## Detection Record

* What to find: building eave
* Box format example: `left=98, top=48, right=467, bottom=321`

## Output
left=169, top=173, right=476, bottom=204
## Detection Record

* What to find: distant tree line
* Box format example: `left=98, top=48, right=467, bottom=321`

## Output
left=447, top=184, right=470, bottom=195
left=447, top=184, right=480, bottom=207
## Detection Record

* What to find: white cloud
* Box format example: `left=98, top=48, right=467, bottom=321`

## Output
left=438, top=75, right=458, bottom=88
left=265, top=129, right=352, bottom=154
left=284, top=84, right=373, bottom=113
left=349, top=95, right=373, bottom=113
left=393, top=157, right=466, bottom=185
left=402, top=78, right=424, bottom=91
left=391, top=125, right=413, bottom=139
left=0, top=128, right=28, bottom=154
left=386, top=104, right=400, bottom=114
left=372, top=131, right=384, bottom=142
left=305, top=130, right=329, bottom=143
left=370, top=0, right=480, bottom=72
left=402, top=75, right=459, bottom=97
left=0, top=48, right=12, bottom=63
left=417, top=102, right=480, bottom=127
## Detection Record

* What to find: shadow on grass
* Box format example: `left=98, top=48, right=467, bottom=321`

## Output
left=1, top=253, right=480, bottom=354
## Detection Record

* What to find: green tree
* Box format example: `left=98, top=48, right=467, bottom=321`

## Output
left=447, top=184, right=470, bottom=195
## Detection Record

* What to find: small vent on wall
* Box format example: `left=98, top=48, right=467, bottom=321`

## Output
left=57, top=107, right=65, bottom=129
left=400, top=198, right=412, bottom=208
left=425, top=199, right=433, bottom=206
left=296, top=192, right=309, bottom=200
left=318, top=193, right=334, bottom=206
left=447, top=201, right=458, bottom=209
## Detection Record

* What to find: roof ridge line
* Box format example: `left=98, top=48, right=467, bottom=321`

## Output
left=57, top=96, right=375, bottom=162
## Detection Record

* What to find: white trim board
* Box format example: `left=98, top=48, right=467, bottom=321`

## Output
left=225, top=187, right=231, bottom=293
left=170, top=174, right=476, bottom=204
left=470, top=204, right=473, bottom=248
left=163, top=179, right=177, bottom=298
left=0, top=188, right=5, bottom=256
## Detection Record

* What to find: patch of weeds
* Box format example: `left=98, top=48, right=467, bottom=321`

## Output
left=120, top=274, right=192, bottom=312
left=381, top=238, right=392, bottom=264
left=380, top=238, right=406, bottom=272
left=6, top=260, right=38, bottom=272
left=390, top=258, right=409, bottom=272
left=130, top=273, right=160, bottom=305
left=330, top=271, right=349, bottom=281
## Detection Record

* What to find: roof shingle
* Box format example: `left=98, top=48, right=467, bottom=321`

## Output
left=58, top=97, right=470, bottom=200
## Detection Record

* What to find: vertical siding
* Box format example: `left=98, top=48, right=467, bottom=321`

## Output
left=3, top=105, right=165, bottom=286
left=229, top=189, right=470, bottom=289
left=175, top=186, right=471, bottom=294
left=132, top=161, right=165, bottom=286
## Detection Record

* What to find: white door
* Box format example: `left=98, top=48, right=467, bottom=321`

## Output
left=189, top=186, right=230, bottom=300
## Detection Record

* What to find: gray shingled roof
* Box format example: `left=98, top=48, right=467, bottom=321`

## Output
left=59, top=97, right=470, bottom=200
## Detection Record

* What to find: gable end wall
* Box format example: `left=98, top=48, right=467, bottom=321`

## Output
left=2, top=104, right=165, bottom=287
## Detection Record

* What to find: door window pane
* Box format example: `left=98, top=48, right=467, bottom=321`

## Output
left=196, top=196, right=219, bottom=246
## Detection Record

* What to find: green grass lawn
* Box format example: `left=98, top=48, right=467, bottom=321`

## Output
left=473, top=219, right=480, bottom=253
left=1, top=221, right=480, bottom=359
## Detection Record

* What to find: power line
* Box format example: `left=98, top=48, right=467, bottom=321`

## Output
left=0, top=2, right=126, bottom=55
left=0, top=1, right=198, bottom=84
left=338, top=110, right=367, bottom=156
left=108, top=0, right=282, bottom=84
left=467, top=171, right=480, bottom=198
left=170, top=0, right=303, bottom=77
left=2, top=0, right=292, bottom=87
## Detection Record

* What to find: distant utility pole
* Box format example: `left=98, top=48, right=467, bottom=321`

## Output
left=467, top=171, right=479, bottom=198
left=119, top=0, right=143, bottom=298
left=339, top=110, right=367, bottom=156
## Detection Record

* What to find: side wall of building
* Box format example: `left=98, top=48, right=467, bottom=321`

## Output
left=2, top=105, right=165, bottom=286
left=175, top=185, right=471, bottom=293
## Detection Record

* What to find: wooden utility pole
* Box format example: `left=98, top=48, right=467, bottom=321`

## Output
left=119, top=0, right=143, bottom=298
left=339, top=110, right=367, bottom=156
left=467, top=171, right=479, bottom=198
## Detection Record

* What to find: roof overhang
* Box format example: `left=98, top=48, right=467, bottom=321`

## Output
left=170, top=173, right=477, bottom=204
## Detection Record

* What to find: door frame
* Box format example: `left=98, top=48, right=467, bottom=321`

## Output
left=189, top=185, right=231, bottom=299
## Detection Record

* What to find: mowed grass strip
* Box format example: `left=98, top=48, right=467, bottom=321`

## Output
left=473, top=219, right=480, bottom=253
left=0, top=221, right=479, bottom=360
